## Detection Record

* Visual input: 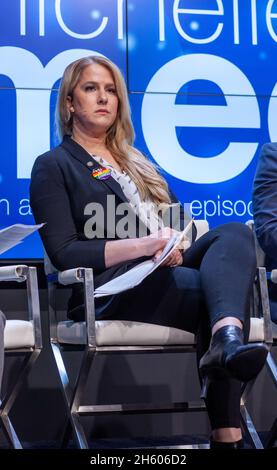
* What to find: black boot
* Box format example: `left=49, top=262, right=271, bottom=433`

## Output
left=200, top=325, right=268, bottom=398
left=210, top=438, right=244, bottom=449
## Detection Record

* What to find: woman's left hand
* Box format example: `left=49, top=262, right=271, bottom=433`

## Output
left=159, top=248, right=183, bottom=267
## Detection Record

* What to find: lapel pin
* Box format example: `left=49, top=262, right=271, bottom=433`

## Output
left=91, top=167, right=112, bottom=180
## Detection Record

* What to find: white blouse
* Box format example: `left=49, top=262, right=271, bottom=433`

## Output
left=92, top=155, right=164, bottom=234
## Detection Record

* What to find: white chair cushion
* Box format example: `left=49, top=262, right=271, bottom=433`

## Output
left=4, top=320, right=35, bottom=349
left=57, top=316, right=268, bottom=347
left=248, top=317, right=265, bottom=342
left=57, top=320, right=196, bottom=347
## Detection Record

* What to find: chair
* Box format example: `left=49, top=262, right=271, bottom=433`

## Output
left=0, top=265, right=42, bottom=449
left=247, top=220, right=277, bottom=448
left=265, top=324, right=277, bottom=448
left=46, top=221, right=272, bottom=449
left=266, top=317, right=277, bottom=448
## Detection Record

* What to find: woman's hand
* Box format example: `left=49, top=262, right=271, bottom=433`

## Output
left=105, top=227, right=178, bottom=268
left=105, top=227, right=191, bottom=269
left=158, top=248, right=183, bottom=267
left=153, top=232, right=191, bottom=267
left=140, top=227, right=176, bottom=257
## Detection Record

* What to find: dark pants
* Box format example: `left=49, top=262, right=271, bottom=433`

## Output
left=72, top=222, right=255, bottom=430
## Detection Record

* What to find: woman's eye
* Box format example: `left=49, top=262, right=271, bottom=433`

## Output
left=107, top=88, right=116, bottom=94
left=85, top=85, right=96, bottom=91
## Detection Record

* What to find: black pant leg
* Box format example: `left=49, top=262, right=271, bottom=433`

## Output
left=183, top=222, right=256, bottom=332
left=196, top=311, right=241, bottom=429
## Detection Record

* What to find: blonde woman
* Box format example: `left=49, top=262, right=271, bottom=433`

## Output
left=30, top=56, right=267, bottom=448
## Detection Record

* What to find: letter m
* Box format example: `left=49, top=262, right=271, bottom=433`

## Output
left=0, top=47, right=103, bottom=178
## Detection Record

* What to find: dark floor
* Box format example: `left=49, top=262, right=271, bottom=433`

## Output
left=0, top=431, right=275, bottom=449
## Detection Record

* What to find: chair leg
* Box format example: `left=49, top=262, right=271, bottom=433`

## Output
left=51, top=343, right=97, bottom=449
left=1, top=350, right=41, bottom=416
left=0, top=349, right=41, bottom=448
left=60, top=420, right=72, bottom=448
left=266, top=353, right=277, bottom=386
left=240, top=406, right=263, bottom=448
left=0, top=413, right=22, bottom=449
left=70, top=348, right=97, bottom=449
left=240, top=353, right=277, bottom=449
left=240, top=381, right=264, bottom=449
left=51, top=343, right=78, bottom=447
left=264, top=353, right=277, bottom=448
left=265, top=417, right=277, bottom=448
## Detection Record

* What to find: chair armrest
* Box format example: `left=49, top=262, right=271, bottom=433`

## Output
left=0, top=265, right=42, bottom=349
left=47, top=267, right=91, bottom=286
left=58, top=268, right=85, bottom=286
left=256, top=267, right=273, bottom=344
left=246, top=219, right=266, bottom=266
left=269, top=270, right=277, bottom=284
left=0, top=265, right=28, bottom=282
left=47, top=267, right=96, bottom=348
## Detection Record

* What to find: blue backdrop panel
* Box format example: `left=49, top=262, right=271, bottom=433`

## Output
left=0, top=0, right=276, bottom=258
left=127, top=0, right=277, bottom=96
left=0, top=0, right=127, bottom=258
left=130, top=92, right=271, bottom=227
left=127, top=0, right=277, bottom=228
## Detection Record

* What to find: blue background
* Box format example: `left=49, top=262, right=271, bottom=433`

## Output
left=0, top=0, right=276, bottom=258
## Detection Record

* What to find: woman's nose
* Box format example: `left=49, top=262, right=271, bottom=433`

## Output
left=97, top=90, right=108, bottom=103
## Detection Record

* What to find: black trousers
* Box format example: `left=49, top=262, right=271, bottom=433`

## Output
left=95, top=222, right=256, bottom=429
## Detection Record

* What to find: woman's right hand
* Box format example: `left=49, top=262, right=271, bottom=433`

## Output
left=140, top=227, right=176, bottom=257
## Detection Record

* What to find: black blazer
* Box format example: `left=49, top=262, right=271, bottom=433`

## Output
left=253, top=142, right=277, bottom=269
left=252, top=142, right=277, bottom=322
left=30, top=136, right=195, bottom=319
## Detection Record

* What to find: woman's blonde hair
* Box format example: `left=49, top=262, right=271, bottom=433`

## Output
left=56, top=55, right=171, bottom=204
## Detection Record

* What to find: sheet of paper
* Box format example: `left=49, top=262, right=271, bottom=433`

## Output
left=94, top=259, right=155, bottom=297
left=94, top=220, right=193, bottom=298
left=0, top=223, right=44, bottom=255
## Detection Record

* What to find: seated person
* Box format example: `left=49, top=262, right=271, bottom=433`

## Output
left=0, top=310, right=5, bottom=393
left=252, top=142, right=277, bottom=324
left=30, top=56, right=268, bottom=448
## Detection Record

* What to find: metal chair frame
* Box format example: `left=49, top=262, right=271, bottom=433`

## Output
left=0, top=266, right=42, bottom=449
left=249, top=221, right=277, bottom=448
left=47, top=262, right=272, bottom=449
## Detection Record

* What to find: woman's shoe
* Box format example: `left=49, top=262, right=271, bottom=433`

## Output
left=210, top=438, right=244, bottom=449
left=200, top=325, right=268, bottom=398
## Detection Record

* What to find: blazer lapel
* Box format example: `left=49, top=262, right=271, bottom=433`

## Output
left=92, top=164, right=129, bottom=204
left=61, top=136, right=150, bottom=234
left=61, top=135, right=129, bottom=204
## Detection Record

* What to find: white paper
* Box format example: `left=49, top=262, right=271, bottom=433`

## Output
left=0, top=223, right=44, bottom=255
left=94, top=220, right=193, bottom=298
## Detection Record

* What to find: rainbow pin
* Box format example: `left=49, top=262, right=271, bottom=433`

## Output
left=91, top=167, right=112, bottom=180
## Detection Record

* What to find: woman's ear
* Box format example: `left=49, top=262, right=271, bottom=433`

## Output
left=66, top=96, right=74, bottom=113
